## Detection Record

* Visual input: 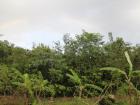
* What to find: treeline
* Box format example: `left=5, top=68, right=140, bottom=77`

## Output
left=0, top=31, right=140, bottom=97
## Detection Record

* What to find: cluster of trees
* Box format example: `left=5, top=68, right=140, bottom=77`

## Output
left=0, top=31, right=140, bottom=98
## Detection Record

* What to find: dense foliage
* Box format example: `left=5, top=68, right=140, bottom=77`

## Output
left=0, top=31, right=140, bottom=104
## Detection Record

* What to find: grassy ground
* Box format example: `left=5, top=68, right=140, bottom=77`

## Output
left=36, top=97, right=98, bottom=105
left=0, top=96, right=132, bottom=105
left=0, top=96, right=24, bottom=105
left=36, top=97, right=130, bottom=105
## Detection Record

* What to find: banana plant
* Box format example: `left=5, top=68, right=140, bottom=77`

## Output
left=13, top=73, right=34, bottom=105
left=31, top=72, right=48, bottom=97
left=100, top=51, right=140, bottom=94
left=67, top=69, right=102, bottom=98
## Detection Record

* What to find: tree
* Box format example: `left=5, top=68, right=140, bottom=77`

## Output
left=9, top=47, right=30, bottom=73
left=64, top=31, right=105, bottom=77
left=103, top=37, right=131, bottom=70
left=0, top=65, right=22, bottom=95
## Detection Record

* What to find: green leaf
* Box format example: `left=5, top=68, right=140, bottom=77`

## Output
left=85, top=84, right=103, bottom=92
left=100, top=67, right=126, bottom=75
left=100, top=67, right=128, bottom=79
left=125, top=51, right=133, bottom=76
left=132, top=70, right=140, bottom=76
left=66, top=69, right=81, bottom=85
left=23, top=74, right=33, bottom=96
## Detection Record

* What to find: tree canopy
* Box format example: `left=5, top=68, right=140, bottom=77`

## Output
left=0, top=31, right=140, bottom=98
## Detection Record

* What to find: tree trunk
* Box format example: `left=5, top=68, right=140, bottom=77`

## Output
left=79, top=86, right=83, bottom=98
left=24, top=93, right=28, bottom=105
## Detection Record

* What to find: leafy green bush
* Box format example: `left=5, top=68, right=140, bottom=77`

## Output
left=99, top=95, right=116, bottom=105
left=115, top=101, right=129, bottom=105
left=117, top=83, right=129, bottom=96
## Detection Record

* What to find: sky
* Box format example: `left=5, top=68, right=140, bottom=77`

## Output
left=0, top=0, right=140, bottom=49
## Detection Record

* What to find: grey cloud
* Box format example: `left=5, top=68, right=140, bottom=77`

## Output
left=0, top=0, right=140, bottom=48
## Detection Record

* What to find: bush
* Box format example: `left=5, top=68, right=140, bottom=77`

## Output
left=99, top=95, right=116, bottom=105
left=115, top=101, right=129, bottom=105
left=117, top=83, right=129, bottom=96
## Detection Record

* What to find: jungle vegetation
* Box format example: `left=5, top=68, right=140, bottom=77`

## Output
left=0, top=31, right=140, bottom=105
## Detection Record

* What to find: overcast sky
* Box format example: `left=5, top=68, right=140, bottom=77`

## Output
left=0, top=0, right=140, bottom=48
